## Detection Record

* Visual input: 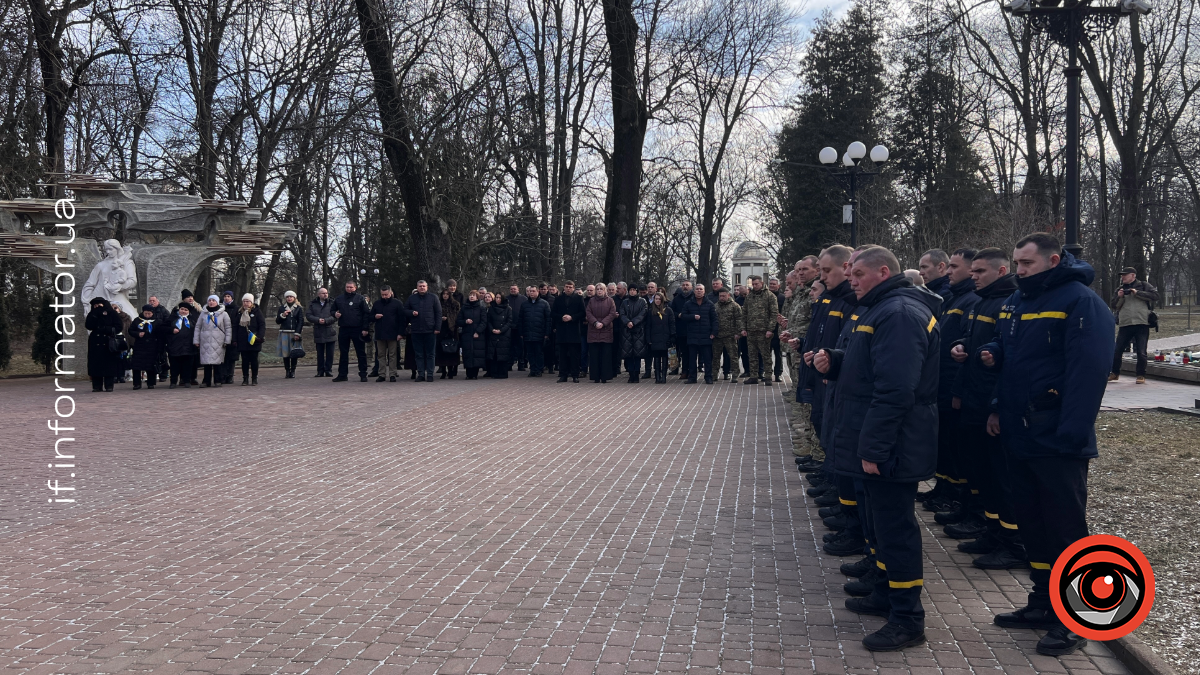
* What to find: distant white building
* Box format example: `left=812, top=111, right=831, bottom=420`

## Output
left=730, top=241, right=772, bottom=286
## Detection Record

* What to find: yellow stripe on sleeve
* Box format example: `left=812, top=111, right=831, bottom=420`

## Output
left=838, top=498, right=857, bottom=506
left=1030, top=562, right=1052, bottom=570
left=945, top=309, right=964, bottom=315
left=855, top=325, right=874, bottom=334
left=828, top=311, right=844, bottom=318
left=975, top=315, right=997, bottom=324
left=926, top=315, right=937, bottom=332
left=889, top=579, right=924, bottom=589
left=1020, top=311, right=1068, bottom=320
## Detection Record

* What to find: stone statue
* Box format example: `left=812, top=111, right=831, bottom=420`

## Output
left=81, top=238, right=138, bottom=317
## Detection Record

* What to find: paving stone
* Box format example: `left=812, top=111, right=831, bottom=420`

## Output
left=0, top=373, right=1133, bottom=673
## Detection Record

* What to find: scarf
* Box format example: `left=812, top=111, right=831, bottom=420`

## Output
left=176, top=316, right=191, bottom=330
left=136, top=318, right=154, bottom=333
left=240, top=306, right=253, bottom=328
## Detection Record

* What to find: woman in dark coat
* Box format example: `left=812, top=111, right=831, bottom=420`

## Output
left=436, top=288, right=461, bottom=378
left=456, top=290, right=488, bottom=379
left=166, top=303, right=199, bottom=388
left=85, top=298, right=125, bottom=392
left=485, top=294, right=512, bottom=378
left=620, top=288, right=648, bottom=382
left=128, top=304, right=162, bottom=389
left=645, top=292, right=675, bottom=383
left=232, top=293, right=266, bottom=385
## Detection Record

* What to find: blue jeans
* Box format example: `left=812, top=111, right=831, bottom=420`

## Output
left=412, top=332, right=436, bottom=377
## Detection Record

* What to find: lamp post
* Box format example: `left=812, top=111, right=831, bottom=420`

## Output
left=1002, top=0, right=1148, bottom=259
left=359, top=266, right=380, bottom=299
left=816, top=142, right=889, bottom=248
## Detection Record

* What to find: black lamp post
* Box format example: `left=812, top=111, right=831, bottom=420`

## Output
left=1002, top=0, right=1149, bottom=259
left=817, top=142, right=890, bottom=248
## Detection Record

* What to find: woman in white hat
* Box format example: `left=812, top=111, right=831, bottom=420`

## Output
left=233, top=293, right=265, bottom=385
left=275, top=290, right=306, bottom=378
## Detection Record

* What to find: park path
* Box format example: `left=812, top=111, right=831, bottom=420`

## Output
left=1, top=370, right=1128, bottom=674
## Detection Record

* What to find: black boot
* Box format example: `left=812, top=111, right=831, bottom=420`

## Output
left=844, top=567, right=886, bottom=597
left=251, top=376, right=258, bottom=386
left=934, top=502, right=971, bottom=525
left=994, top=605, right=1061, bottom=630
left=840, top=556, right=875, bottom=578
left=817, top=504, right=843, bottom=520
left=813, top=491, right=840, bottom=507
left=944, top=513, right=988, bottom=539
left=241, top=376, right=249, bottom=386
left=844, top=596, right=890, bottom=618
left=822, top=530, right=864, bottom=556
left=1036, top=626, right=1087, bottom=656
left=863, top=623, right=926, bottom=652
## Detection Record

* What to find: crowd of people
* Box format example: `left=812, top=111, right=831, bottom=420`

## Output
left=85, top=275, right=794, bottom=390
left=83, top=235, right=1127, bottom=658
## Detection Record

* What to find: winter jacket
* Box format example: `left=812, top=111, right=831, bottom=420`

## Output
left=620, top=296, right=648, bottom=358
left=506, top=293, right=526, bottom=328
left=232, top=305, right=266, bottom=353
left=486, top=300, right=513, bottom=361
left=405, top=291, right=442, bottom=334
left=715, top=298, right=744, bottom=339
left=275, top=301, right=306, bottom=334
left=951, top=274, right=1018, bottom=425
left=128, top=314, right=161, bottom=371
left=518, top=297, right=552, bottom=342
left=743, top=288, right=779, bottom=335
left=936, top=277, right=979, bottom=408
left=645, top=303, right=675, bottom=351
left=85, top=300, right=125, bottom=378
left=979, top=252, right=1114, bottom=459
left=680, top=297, right=718, bottom=346
left=457, top=301, right=489, bottom=368
left=306, top=298, right=338, bottom=343
left=926, top=274, right=952, bottom=301
left=167, top=313, right=198, bottom=357
left=551, top=294, right=586, bottom=344
left=823, top=274, right=941, bottom=482
left=194, top=305, right=232, bottom=366
left=585, top=296, right=618, bottom=343
left=331, top=291, right=370, bottom=328
left=805, top=279, right=857, bottom=419
left=370, top=296, right=406, bottom=341
left=670, top=288, right=693, bottom=337
left=1112, top=280, right=1159, bottom=327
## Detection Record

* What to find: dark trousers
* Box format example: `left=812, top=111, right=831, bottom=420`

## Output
left=771, top=334, right=783, bottom=378
left=676, top=337, right=690, bottom=375
left=411, top=332, right=436, bottom=377
left=588, top=341, right=613, bottom=381
left=132, top=369, right=157, bottom=387
left=612, top=333, right=623, bottom=374
left=315, top=341, right=334, bottom=374
left=338, top=329, right=368, bottom=377
left=1006, top=453, right=1089, bottom=610
left=169, top=355, right=193, bottom=385
left=221, top=349, right=238, bottom=383
left=580, top=341, right=589, bottom=374
left=544, top=338, right=557, bottom=371
left=526, top=340, right=545, bottom=374
left=936, top=406, right=963, bottom=486
left=1112, top=324, right=1150, bottom=376
left=651, top=349, right=668, bottom=380
left=91, top=376, right=115, bottom=391
left=862, top=480, right=925, bottom=632
left=557, top=342, right=580, bottom=378
left=511, top=336, right=525, bottom=369
left=240, top=351, right=260, bottom=378
left=203, top=365, right=219, bottom=386
left=623, top=356, right=642, bottom=380
left=960, top=423, right=1017, bottom=527
left=689, top=343, right=713, bottom=382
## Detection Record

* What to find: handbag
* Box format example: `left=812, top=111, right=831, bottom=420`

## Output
left=1148, top=311, right=1159, bottom=332
left=107, top=336, right=125, bottom=354
left=289, top=333, right=306, bottom=359
left=440, top=336, right=459, bottom=355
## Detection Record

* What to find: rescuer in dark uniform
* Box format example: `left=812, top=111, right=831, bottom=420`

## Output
left=814, top=245, right=940, bottom=652
left=977, top=233, right=1114, bottom=657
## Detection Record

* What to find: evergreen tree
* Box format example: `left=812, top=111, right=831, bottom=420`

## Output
left=31, top=295, right=57, bottom=374
left=0, top=293, right=11, bottom=370
left=888, top=0, right=993, bottom=252
left=771, top=0, right=891, bottom=262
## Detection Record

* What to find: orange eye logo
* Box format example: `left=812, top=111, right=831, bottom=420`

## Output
left=1050, top=534, right=1154, bottom=641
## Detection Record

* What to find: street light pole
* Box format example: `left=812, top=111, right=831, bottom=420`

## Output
left=1064, top=12, right=1082, bottom=258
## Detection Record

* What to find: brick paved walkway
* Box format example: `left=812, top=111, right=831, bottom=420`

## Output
left=2, top=369, right=1129, bottom=674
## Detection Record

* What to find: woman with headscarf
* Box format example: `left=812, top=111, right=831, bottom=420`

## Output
left=456, top=289, right=488, bottom=379
left=85, top=297, right=125, bottom=392
left=275, top=290, right=306, bottom=378
left=233, top=293, right=265, bottom=385
left=195, top=294, right=232, bottom=387
left=585, top=284, right=617, bottom=383
left=485, top=292, right=512, bottom=378
left=166, top=303, right=198, bottom=388
left=645, top=292, right=675, bottom=383
left=436, top=287, right=461, bottom=379
left=127, top=304, right=162, bottom=389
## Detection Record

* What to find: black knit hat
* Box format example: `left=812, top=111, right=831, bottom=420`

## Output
left=182, top=288, right=194, bottom=299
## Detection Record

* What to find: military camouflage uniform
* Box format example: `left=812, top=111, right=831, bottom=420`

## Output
left=714, top=297, right=744, bottom=380
left=787, top=282, right=820, bottom=458
left=743, top=288, right=778, bottom=384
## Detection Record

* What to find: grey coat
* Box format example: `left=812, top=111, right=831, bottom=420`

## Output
left=193, top=306, right=232, bottom=365
left=306, top=298, right=338, bottom=343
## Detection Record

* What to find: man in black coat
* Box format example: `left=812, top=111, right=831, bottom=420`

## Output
left=518, top=287, right=551, bottom=376
left=552, top=281, right=585, bottom=382
left=507, top=285, right=526, bottom=371
left=331, top=280, right=371, bottom=382
left=370, top=286, right=406, bottom=381
left=670, top=281, right=694, bottom=378
left=405, top=280, right=443, bottom=382
left=679, top=284, right=717, bottom=384
left=814, top=246, right=940, bottom=652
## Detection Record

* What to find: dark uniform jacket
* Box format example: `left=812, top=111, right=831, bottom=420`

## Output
left=824, top=275, right=941, bottom=482
left=936, top=277, right=979, bottom=409
left=979, top=253, right=1114, bottom=459
left=951, top=274, right=1018, bottom=426
left=551, top=294, right=585, bottom=344
left=518, top=297, right=552, bottom=342
left=804, top=280, right=856, bottom=420
left=679, top=297, right=717, bottom=346
left=370, top=296, right=406, bottom=340
left=926, top=274, right=951, bottom=300
left=331, top=291, right=370, bottom=328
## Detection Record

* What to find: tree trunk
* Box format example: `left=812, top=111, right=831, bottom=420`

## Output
left=601, top=0, right=648, bottom=283
left=27, top=0, right=70, bottom=196
left=353, top=0, right=452, bottom=287
left=697, top=181, right=717, bottom=284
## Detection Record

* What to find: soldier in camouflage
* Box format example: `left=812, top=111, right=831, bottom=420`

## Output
left=714, top=288, right=745, bottom=381
left=780, top=256, right=821, bottom=458
left=742, top=275, right=779, bottom=386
